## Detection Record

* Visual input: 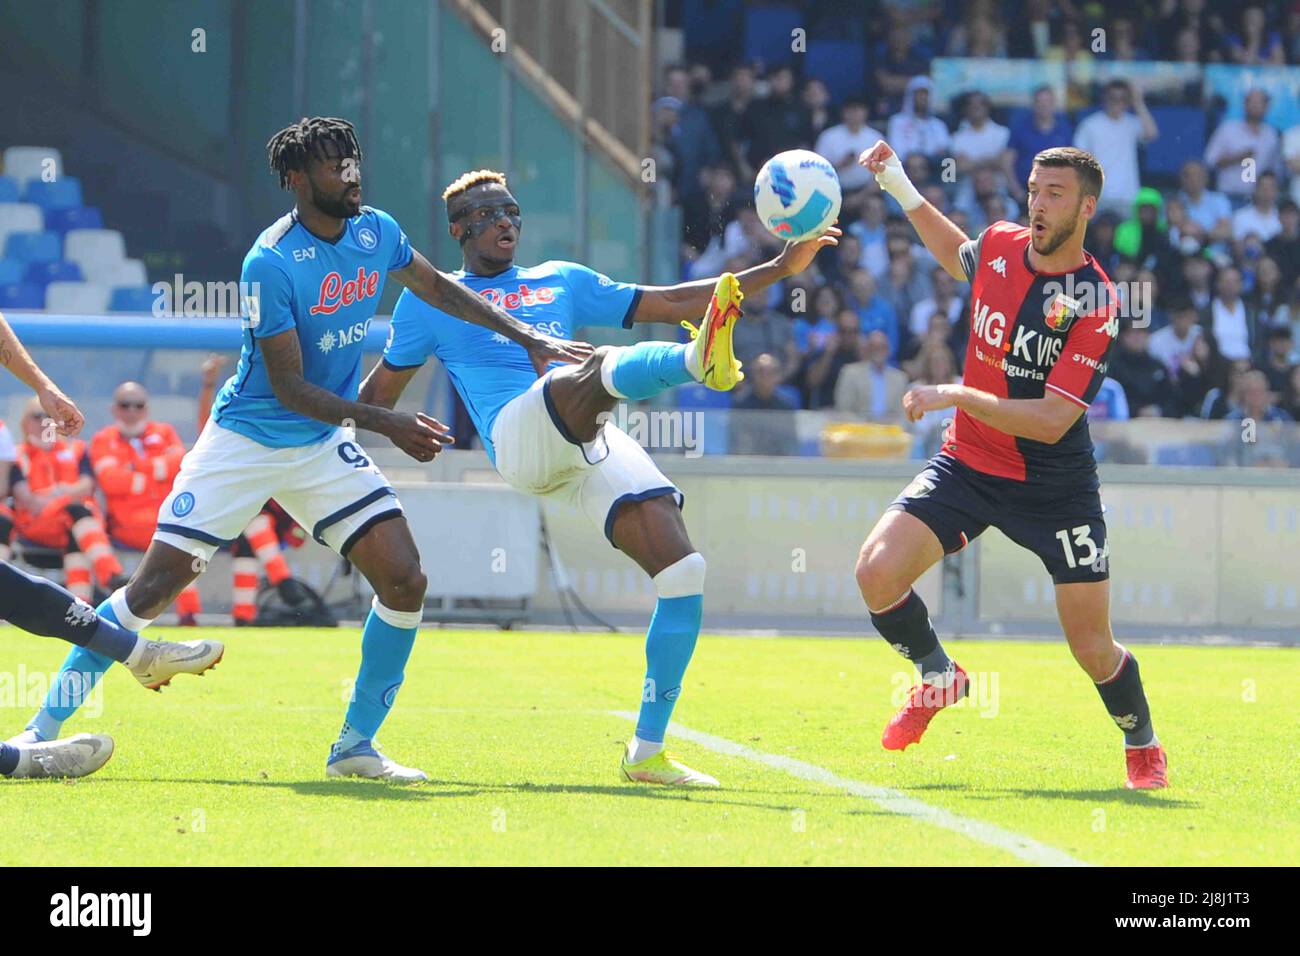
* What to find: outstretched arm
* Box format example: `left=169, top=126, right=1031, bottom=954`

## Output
left=0, top=310, right=84, bottom=435
left=630, top=229, right=840, bottom=324
left=391, top=250, right=592, bottom=374
left=257, top=328, right=451, bottom=461
left=859, top=141, right=969, bottom=281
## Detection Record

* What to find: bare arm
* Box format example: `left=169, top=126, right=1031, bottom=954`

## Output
left=0, top=310, right=84, bottom=435
left=630, top=229, right=840, bottom=324
left=257, top=328, right=450, bottom=461
left=904, top=383, right=1083, bottom=444
left=358, top=361, right=420, bottom=411
left=391, top=250, right=592, bottom=374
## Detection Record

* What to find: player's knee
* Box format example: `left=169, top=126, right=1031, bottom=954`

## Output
left=380, top=564, right=427, bottom=610
left=652, top=551, right=706, bottom=597
left=1069, top=639, right=1119, bottom=681
left=855, top=544, right=902, bottom=610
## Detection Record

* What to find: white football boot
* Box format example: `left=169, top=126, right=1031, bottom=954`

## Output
left=326, top=740, right=428, bottom=783
left=128, top=639, right=224, bottom=691
left=5, top=733, right=115, bottom=779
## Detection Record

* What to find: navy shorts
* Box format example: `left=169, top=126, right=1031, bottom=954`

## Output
left=888, top=454, right=1109, bottom=584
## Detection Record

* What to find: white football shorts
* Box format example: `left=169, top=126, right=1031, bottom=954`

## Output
left=490, top=374, right=683, bottom=546
left=153, top=420, right=403, bottom=562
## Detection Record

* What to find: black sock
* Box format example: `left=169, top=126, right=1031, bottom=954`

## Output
left=0, top=561, right=135, bottom=662
left=0, top=742, right=18, bottom=776
left=1094, top=648, right=1155, bottom=747
left=869, top=589, right=952, bottom=680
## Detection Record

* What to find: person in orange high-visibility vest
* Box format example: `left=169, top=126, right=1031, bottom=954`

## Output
left=9, top=397, right=124, bottom=601
left=90, top=382, right=202, bottom=624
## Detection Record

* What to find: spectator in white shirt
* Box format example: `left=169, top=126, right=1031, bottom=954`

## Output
left=951, top=91, right=1010, bottom=173
left=1204, top=88, right=1282, bottom=199
left=908, top=265, right=966, bottom=339
left=1211, top=267, right=1252, bottom=361
left=886, top=76, right=951, bottom=163
left=1175, top=159, right=1233, bottom=247
left=815, top=98, right=885, bottom=194
left=1149, top=297, right=1204, bottom=376
left=1232, top=170, right=1283, bottom=244
left=1072, top=79, right=1158, bottom=215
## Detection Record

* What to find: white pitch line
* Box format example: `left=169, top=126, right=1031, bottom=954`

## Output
left=610, top=711, right=1090, bottom=867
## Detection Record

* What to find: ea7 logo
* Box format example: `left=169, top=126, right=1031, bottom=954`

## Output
left=292, top=247, right=317, bottom=261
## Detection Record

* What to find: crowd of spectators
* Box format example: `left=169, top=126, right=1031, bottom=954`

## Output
left=652, top=0, right=1300, bottom=462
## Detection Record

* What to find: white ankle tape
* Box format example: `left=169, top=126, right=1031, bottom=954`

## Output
left=653, top=552, right=707, bottom=598
left=109, top=588, right=155, bottom=633
left=599, top=349, right=627, bottom=398
left=371, top=596, right=423, bottom=629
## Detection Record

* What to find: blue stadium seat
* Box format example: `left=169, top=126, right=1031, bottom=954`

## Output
left=0, top=177, right=18, bottom=203
left=23, top=260, right=82, bottom=288
left=23, top=177, right=83, bottom=211
left=742, top=4, right=803, bottom=67
left=682, top=0, right=743, bottom=60
left=0, top=283, right=44, bottom=309
left=0, top=260, right=24, bottom=284
left=109, top=286, right=157, bottom=313
left=805, top=40, right=866, bottom=105
left=3, top=231, right=61, bottom=264
left=675, top=383, right=734, bottom=409
left=1144, top=106, right=1207, bottom=176
left=43, top=206, right=104, bottom=235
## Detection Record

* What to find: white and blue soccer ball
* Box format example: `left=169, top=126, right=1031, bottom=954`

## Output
left=753, top=149, right=842, bottom=243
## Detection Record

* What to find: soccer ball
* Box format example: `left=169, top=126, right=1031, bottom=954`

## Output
left=753, top=149, right=842, bottom=242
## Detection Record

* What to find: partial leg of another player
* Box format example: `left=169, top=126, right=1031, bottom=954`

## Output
left=1055, top=580, right=1167, bottom=789
left=20, top=541, right=224, bottom=742
left=855, top=507, right=969, bottom=750
left=324, top=515, right=428, bottom=783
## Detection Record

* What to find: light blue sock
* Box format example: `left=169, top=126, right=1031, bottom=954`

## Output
left=606, top=342, right=695, bottom=401
left=28, top=599, right=122, bottom=740
left=635, top=593, right=704, bottom=744
left=331, top=602, right=420, bottom=758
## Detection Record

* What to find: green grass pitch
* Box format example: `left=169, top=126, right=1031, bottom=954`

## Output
left=1, top=625, right=1295, bottom=866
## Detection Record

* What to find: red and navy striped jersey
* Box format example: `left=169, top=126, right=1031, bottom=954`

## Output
left=946, top=220, right=1118, bottom=485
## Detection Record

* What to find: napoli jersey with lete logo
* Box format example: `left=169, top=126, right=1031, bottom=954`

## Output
left=212, top=206, right=413, bottom=447
left=383, top=261, right=642, bottom=463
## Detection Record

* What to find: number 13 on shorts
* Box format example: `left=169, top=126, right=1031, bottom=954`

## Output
left=1056, top=524, right=1109, bottom=572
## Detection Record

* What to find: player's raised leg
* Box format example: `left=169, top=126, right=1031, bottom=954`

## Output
left=21, top=539, right=224, bottom=742
left=599, top=272, right=745, bottom=397
left=324, top=515, right=428, bottom=783
left=1055, top=580, right=1167, bottom=789
left=856, top=507, right=969, bottom=751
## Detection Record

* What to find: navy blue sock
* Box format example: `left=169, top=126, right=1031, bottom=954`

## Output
left=0, top=742, right=18, bottom=776
left=1094, top=648, right=1155, bottom=747
left=0, top=561, right=135, bottom=662
left=869, top=589, right=952, bottom=681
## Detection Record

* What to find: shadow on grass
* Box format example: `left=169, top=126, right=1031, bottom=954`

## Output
left=103, top=775, right=810, bottom=812
left=902, top=782, right=1197, bottom=807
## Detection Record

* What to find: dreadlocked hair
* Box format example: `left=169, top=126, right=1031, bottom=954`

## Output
left=442, top=169, right=508, bottom=203
left=266, top=117, right=362, bottom=189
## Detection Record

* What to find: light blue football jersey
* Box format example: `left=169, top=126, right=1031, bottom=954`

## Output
left=212, top=206, right=413, bottom=447
left=383, top=261, right=642, bottom=463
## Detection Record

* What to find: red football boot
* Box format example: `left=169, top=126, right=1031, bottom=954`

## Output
left=882, top=663, right=969, bottom=751
left=1125, top=743, right=1168, bottom=789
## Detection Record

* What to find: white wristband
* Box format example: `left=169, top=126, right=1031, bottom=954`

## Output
left=874, top=152, right=924, bottom=212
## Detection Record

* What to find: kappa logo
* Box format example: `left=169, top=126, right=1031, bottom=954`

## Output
left=987, top=255, right=1007, bottom=277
